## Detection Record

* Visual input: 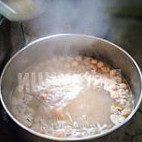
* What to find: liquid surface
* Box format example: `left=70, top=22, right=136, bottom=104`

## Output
left=10, top=56, right=132, bottom=138
left=63, top=88, right=113, bottom=125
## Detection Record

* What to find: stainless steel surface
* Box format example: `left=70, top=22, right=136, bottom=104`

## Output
left=0, top=34, right=142, bottom=141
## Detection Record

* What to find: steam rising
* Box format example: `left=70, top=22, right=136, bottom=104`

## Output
left=23, top=0, right=113, bottom=39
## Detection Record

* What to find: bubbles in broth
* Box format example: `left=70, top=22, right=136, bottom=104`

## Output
left=10, top=56, right=133, bottom=138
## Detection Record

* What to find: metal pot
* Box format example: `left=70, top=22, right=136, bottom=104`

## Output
left=0, top=34, right=142, bottom=141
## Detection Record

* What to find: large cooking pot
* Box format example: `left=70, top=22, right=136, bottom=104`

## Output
left=0, top=34, right=142, bottom=141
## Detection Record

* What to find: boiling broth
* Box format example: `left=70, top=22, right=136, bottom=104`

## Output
left=10, top=56, right=132, bottom=138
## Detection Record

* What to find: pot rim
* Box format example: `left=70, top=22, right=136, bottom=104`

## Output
left=0, top=33, right=142, bottom=141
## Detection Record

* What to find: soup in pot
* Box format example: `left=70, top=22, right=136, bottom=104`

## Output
left=10, top=56, right=133, bottom=138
